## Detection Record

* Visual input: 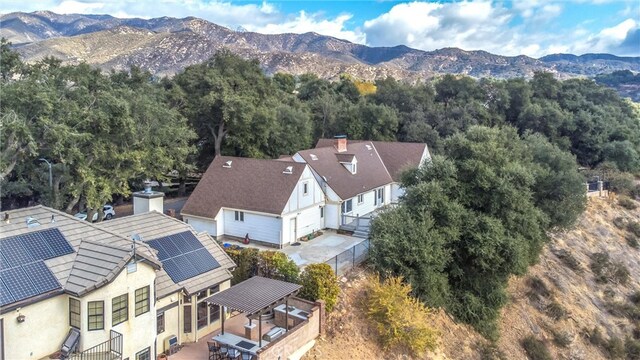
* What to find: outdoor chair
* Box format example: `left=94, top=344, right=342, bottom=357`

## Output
left=226, top=347, right=241, bottom=360
left=218, top=344, right=229, bottom=359
left=208, top=341, right=221, bottom=360
left=241, top=352, right=254, bottom=360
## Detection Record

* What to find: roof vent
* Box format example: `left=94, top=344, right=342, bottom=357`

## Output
left=310, top=154, right=318, bottom=161
left=283, top=166, right=293, bottom=174
left=26, top=216, right=40, bottom=228
left=143, top=180, right=153, bottom=194
left=223, top=160, right=232, bottom=168
left=50, top=215, right=55, bottom=224
left=3, top=213, right=9, bottom=224
left=365, top=144, right=372, bottom=150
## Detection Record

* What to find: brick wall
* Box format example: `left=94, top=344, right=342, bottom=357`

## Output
left=256, top=298, right=323, bottom=360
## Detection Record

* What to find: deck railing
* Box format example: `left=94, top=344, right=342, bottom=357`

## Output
left=70, top=330, right=122, bottom=360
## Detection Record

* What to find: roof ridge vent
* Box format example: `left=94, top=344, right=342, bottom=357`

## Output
left=283, top=166, right=293, bottom=174
left=223, top=160, right=232, bottom=168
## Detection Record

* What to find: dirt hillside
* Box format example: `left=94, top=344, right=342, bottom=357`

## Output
left=303, top=196, right=640, bottom=359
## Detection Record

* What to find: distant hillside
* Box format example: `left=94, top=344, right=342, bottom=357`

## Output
left=2, top=11, right=639, bottom=93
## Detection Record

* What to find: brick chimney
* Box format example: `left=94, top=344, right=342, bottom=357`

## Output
left=335, top=135, right=347, bottom=153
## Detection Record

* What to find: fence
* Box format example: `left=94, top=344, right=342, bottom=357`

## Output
left=325, top=239, right=370, bottom=276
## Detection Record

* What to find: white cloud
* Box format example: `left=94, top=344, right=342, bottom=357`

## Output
left=242, top=11, right=365, bottom=44
left=573, top=18, right=639, bottom=55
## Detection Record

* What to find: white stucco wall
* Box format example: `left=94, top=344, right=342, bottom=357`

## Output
left=0, top=260, right=157, bottom=360
left=133, top=195, right=164, bottom=215
left=0, top=294, right=68, bottom=360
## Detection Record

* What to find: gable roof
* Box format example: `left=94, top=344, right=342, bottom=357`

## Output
left=181, top=156, right=307, bottom=218
left=99, top=211, right=235, bottom=298
left=0, top=206, right=160, bottom=311
left=369, top=141, right=429, bottom=182
left=314, top=138, right=429, bottom=182
left=297, top=141, right=393, bottom=200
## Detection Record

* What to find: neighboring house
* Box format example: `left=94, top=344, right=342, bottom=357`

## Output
left=294, top=137, right=430, bottom=229
left=0, top=200, right=235, bottom=360
left=181, top=156, right=325, bottom=248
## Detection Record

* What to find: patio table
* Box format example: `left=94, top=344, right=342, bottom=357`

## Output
left=212, top=333, right=266, bottom=355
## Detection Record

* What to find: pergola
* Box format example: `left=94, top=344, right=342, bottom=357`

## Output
left=204, top=276, right=302, bottom=347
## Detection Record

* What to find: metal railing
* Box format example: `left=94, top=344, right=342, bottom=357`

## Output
left=325, top=239, right=370, bottom=276
left=70, top=330, right=122, bottom=360
left=340, top=214, right=372, bottom=228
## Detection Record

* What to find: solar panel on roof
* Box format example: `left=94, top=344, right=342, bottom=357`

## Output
left=189, top=248, right=220, bottom=273
left=23, top=261, right=60, bottom=294
left=0, top=278, right=15, bottom=306
left=22, top=232, right=55, bottom=260
left=40, top=228, right=74, bottom=257
left=1, top=266, right=40, bottom=302
left=1, top=237, right=35, bottom=267
left=147, top=231, right=221, bottom=284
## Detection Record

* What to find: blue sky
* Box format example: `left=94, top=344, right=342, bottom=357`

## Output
left=2, top=1, right=638, bottom=57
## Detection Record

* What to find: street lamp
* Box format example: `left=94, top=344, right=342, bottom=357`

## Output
left=39, top=158, right=52, bottom=189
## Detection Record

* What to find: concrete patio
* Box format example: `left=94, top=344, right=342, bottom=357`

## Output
left=220, top=229, right=365, bottom=268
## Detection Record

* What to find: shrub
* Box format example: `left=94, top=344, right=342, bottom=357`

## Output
left=297, top=263, right=340, bottom=312
left=527, top=276, right=551, bottom=302
left=552, top=248, right=582, bottom=273
left=631, top=291, right=640, bottom=305
left=613, top=217, right=628, bottom=230
left=586, top=327, right=605, bottom=347
left=628, top=221, right=640, bottom=237
left=258, top=251, right=299, bottom=283
left=627, top=235, right=639, bottom=249
left=477, top=342, right=507, bottom=360
left=546, top=300, right=568, bottom=321
left=521, top=336, right=552, bottom=360
left=552, top=329, right=573, bottom=348
left=590, top=252, right=630, bottom=285
left=225, top=247, right=260, bottom=285
left=365, top=276, right=438, bottom=356
left=604, top=301, right=640, bottom=319
left=618, top=197, right=638, bottom=210
left=605, top=337, right=625, bottom=359
left=626, top=337, right=640, bottom=359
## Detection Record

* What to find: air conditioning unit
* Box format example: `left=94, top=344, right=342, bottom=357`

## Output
left=163, top=335, right=178, bottom=354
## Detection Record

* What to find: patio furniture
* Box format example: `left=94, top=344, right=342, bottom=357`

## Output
left=226, top=348, right=241, bottom=360
left=219, top=344, right=229, bottom=359
left=208, top=341, right=221, bottom=360
left=241, top=352, right=254, bottom=360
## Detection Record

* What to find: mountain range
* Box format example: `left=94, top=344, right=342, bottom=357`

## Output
left=2, top=11, right=639, bottom=83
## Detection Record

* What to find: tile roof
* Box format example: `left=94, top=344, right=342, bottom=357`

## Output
left=297, top=141, right=393, bottom=199
left=99, top=211, right=235, bottom=298
left=0, top=206, right=160, bottom=310
left=204, top=276, right=301, bottom=316
left=181, top=156, right=307, bottom=218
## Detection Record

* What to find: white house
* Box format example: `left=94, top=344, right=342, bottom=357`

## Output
left=294, top=137, right=431, bottom=230
left=0, top=204, right=235, bottom=360
left=181, top=156, right=326, bottom=248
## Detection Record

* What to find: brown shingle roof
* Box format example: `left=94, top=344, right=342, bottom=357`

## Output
left=369, top=141, right=429, bottom=181
left=181, top=156, right=307, bottom=218
left=314, top=139, right=429, bottom=182
left=298, top=142, right=393, bottom=199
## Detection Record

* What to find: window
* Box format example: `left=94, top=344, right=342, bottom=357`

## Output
left=209, top=285, right=220, bottom=295
left=234, top=211, right=244, bottom=222
left=157, top=312, right=165, bottom=334
left=183, top=305, right=192, bottom=333
left=352, top=163, right=357, bottom=174
left=209, top=304, right=220, bottom=324
left=197, top=290, right=207, bottom=301
left=69, top=298, right=81, bottom=328
left=357, top=194, right=364, bottom=204
left=112, top=294, right=128, bottom=326
left=320, top=206, right=324, bottom=218
left=136, top=347, right=150, bottom=360
left=303, top=182, right=309, bottom=195
left=135, top=286, right=149, bottom=316
left=88, top=301, right=104, bottom=330
left=378, top=188, right=385, bottom=204
left=341, top=199, right=352, bottom=214
left=183, top=294, right=191, bottom=303
left=197, top=301, right=208, bottom=329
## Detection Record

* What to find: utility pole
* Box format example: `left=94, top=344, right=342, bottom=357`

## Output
left=39, top=158, right=52, bottom=189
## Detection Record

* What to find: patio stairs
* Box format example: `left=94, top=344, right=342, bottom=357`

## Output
left=353, top=227, right=370, bottom=239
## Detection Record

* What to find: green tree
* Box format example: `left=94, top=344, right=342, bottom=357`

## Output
left=298, top=263, right=340, bottom=312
